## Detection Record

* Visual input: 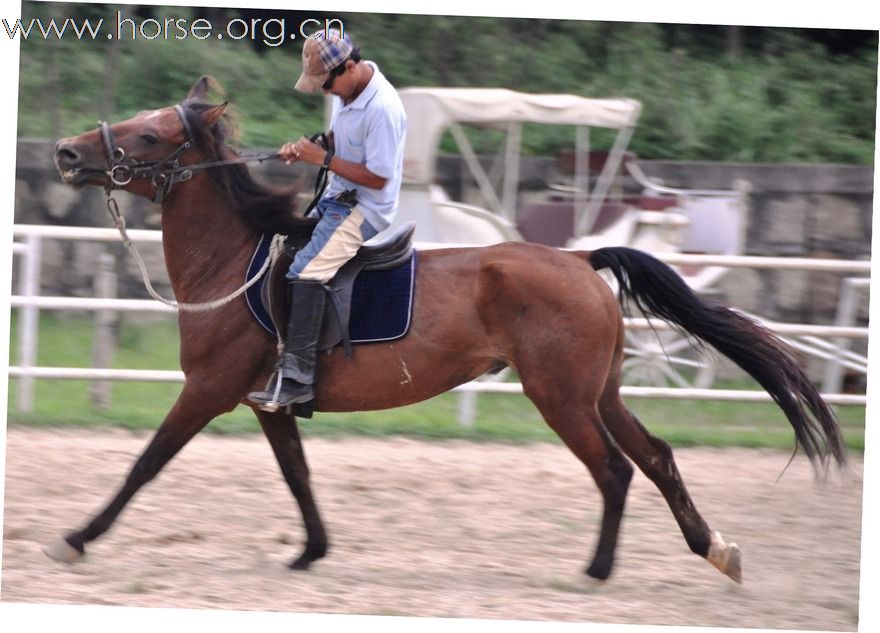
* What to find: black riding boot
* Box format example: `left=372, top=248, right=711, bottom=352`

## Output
left=248, top=280, right=326, bottom=412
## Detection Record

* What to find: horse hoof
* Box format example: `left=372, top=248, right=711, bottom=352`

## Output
left=706, top=530, right=742, bottom=584
left=288, top=544, right=328, bottom=571
left=43, top=537, right=83, bottom=564
left=289, top=556, right=312, bottom=571
left=577, top=575, right=607, bottom=592
left=585, top=562, right=612, bottom=581
left=724, top=543, right=743, bottom=584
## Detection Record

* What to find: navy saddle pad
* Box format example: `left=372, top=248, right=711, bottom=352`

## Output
left=245, top=234, right=416, bottom=345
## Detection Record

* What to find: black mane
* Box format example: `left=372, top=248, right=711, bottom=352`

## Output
left=178, top=100, right=316, bottom=238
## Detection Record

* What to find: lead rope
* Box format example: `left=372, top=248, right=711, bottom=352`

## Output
left=105, top=192, right=283, bottom=313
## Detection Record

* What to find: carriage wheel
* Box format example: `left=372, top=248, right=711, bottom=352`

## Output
left=622, top=329, right=717, bottom=389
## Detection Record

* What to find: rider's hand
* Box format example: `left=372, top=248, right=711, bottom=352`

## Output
left=292, top=136, right=326, bottom=167
left=278, top=142, right=300, bottom=164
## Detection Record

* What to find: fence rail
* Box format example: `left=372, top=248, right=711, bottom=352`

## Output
left=8, top=224, right=871, bottom=418
left=5, top=365, right=866, bottom=408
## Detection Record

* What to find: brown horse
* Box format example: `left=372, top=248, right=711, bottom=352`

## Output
left=48, top=76, right=845, bottom=584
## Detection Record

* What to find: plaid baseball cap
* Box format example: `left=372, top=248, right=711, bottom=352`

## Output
left=295, top=29, right=354, bottom=93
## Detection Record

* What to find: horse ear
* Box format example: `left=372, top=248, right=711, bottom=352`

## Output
left=185, top=76, right=213, bottom=102
left=200, top=102, right=228, bottom=127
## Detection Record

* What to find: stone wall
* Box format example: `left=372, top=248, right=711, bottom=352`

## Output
left=637, top=161, right=873, bottom=327
left=14, top=139, right=316, bottom=302
left=13, top=140, right=873, bottom=330
left=435, top=155, right=873, bottom=326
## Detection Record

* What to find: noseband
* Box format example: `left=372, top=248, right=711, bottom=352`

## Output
left=97, top=104, right=278, bottom=204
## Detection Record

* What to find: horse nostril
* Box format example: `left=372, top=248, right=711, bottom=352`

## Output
left=55, top=145, right=82, bottom=166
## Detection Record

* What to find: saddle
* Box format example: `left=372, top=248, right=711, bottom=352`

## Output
left=251, top=221, right=417, bottom=356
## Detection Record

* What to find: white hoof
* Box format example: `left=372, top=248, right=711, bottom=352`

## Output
left=548, top=574, right=605, bottom=595
left=577, top=575, right=606, bottom=592
left=706, top=530, right=742, bottom=584
left=43, top=537, right=83, bottom=563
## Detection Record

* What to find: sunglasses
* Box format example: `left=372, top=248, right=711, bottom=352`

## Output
left=322, top=61, right=349, bottom=91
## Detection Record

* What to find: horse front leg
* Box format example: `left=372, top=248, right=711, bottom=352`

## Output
left=253, top=409, right=328, bottom=570
left=43, top=381, right=234, bottom=563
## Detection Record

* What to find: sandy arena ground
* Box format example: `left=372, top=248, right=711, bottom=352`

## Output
left=1, top=427, right=865, bottom=630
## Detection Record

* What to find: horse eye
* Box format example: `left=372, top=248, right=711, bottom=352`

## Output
left=141, top=134, right=159, bottom=145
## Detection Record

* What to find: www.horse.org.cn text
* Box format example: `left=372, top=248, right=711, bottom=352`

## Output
left=2, top=12, right=345, bottom=47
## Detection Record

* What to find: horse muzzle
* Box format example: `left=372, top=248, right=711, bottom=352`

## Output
left=54, top=138, right=111, bottom=186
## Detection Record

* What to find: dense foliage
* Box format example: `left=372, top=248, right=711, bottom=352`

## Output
left=16, top=3, right=878, bottom=164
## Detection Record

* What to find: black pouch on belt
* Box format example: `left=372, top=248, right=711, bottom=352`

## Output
left=335, top=189, right=358, bottom=206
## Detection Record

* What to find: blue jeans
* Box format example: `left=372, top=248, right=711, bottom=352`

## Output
left=287, top=197, right=379, bottom=282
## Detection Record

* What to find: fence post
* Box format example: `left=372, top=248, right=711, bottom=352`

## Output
left=457, top=391, right=477, bottom=427
left=16, top=234, right=42, bottom=414
left=821, top=277, right=864, bottom=394
left=89, top=251, right=119, bottom=409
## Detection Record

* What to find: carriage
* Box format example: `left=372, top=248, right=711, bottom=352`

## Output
left=387, top=87, right=752, bottom=389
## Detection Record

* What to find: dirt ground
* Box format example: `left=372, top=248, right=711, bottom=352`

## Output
left=0, top=427, right=865, bottom=630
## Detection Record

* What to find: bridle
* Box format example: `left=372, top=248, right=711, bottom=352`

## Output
left=97, top=104, right=279, bottom=204
left=94, top=104, right=328, bottom=314
left=96, top=103, right=285, bottom=313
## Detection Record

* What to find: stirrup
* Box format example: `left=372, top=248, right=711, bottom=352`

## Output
left=250, top=371, right=313, bottom=413
left=250, top=371, right=286, bottom=413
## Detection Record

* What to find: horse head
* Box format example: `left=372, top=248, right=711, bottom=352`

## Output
left=54, top=76, right=227, bottom=202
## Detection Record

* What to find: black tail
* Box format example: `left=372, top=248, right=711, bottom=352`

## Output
left=590, top=246, right=846, bottom=472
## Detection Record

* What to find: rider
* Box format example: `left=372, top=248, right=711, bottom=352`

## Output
left=248, top=29, right=407, bottom=412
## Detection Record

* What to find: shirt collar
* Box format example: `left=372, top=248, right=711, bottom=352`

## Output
left=340, top=61, right=381, bottom=111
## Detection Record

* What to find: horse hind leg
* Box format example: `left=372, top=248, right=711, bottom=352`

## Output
left=519, top=368, right=634, bottom=580
left=253, top=408, right=328, bottom=570
left=598, top=389, right=742, bottom=583
left=579, top=417, right=634, bottom=581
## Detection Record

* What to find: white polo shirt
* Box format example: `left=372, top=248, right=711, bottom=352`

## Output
left=324, top=61, right=407, bottom=232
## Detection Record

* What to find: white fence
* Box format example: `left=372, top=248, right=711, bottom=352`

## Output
left=8, top=224, right=871, bottom=419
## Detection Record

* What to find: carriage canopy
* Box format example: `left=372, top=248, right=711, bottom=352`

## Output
left=398, top=88, right=642, bottom=185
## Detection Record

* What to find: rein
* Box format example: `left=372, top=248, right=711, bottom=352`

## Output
left=104, top=193, right=284, bottom=313
left=100, top=103, right=286, bottom=313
